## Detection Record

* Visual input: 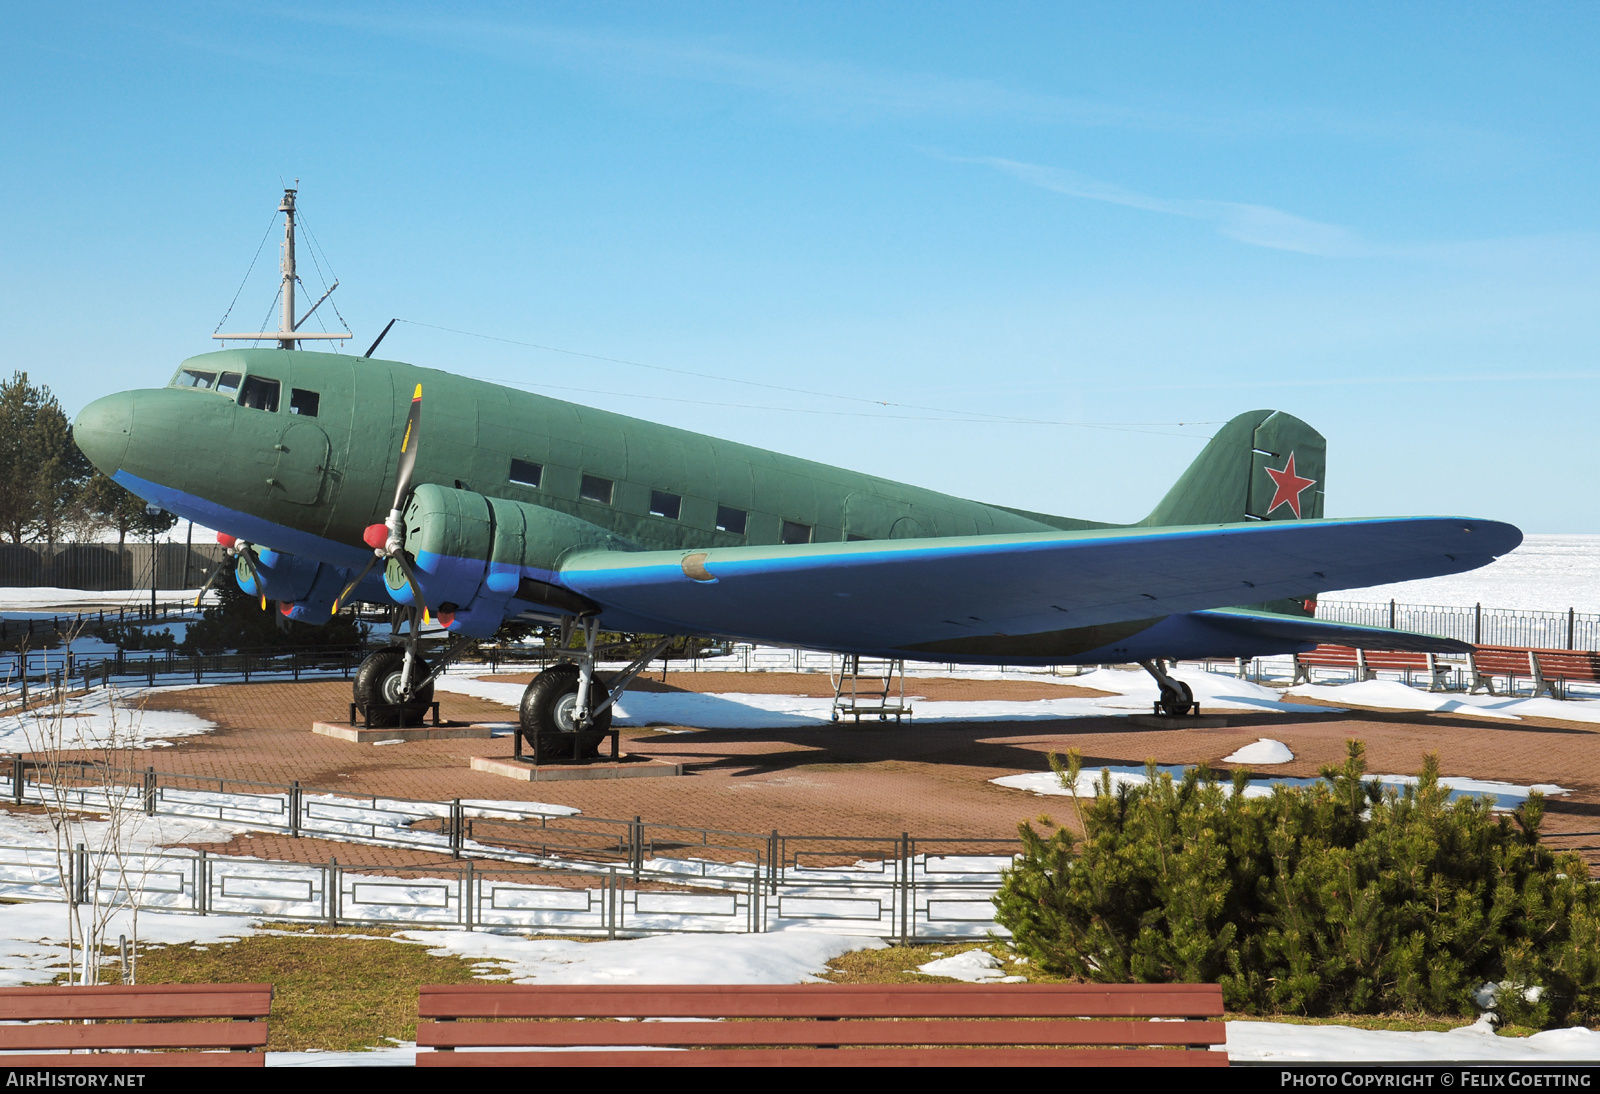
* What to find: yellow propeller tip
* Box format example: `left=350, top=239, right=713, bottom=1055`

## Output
left=412, top=384, right=422, bottom=399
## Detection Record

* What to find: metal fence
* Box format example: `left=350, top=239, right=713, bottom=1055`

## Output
left=1315, top=600, right=1600, bottom=651
left=0, top=840, right=1008, bottom=941
left=0, top=762, right=1015, bottom=940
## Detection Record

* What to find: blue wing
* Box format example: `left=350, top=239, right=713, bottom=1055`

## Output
left=556, top=516, right=1518, bottom=660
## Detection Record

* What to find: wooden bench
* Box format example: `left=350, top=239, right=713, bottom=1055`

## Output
left=1470, top=646, right=1600, bottom=699
left=1293, top=645, right=1453, bottom=691
left=0, top=984, right=272, bottom=1066
left=416, top=983, right=1228, bottom=1067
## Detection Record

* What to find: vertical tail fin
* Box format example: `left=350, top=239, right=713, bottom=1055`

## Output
left=1141, top=409, right=1326, bottom=527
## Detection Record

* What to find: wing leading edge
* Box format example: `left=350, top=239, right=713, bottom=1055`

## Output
left=556, top=516, right=1519, bottom=656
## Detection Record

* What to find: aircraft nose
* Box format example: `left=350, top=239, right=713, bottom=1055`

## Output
left=73, top=392, right=134, bottom=475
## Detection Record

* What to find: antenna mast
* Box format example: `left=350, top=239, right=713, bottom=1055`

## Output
left=279, top=187, right=298, bottom=350
left=214, top=185, right=352, bottom=348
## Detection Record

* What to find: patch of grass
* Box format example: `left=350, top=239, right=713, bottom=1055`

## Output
left=113, top=925, right=494, bottom=1053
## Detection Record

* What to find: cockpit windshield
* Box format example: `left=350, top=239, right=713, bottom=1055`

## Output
left=174, top=368, right=217, bottom=389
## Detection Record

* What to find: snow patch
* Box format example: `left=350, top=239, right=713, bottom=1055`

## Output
left=0, top=683, right=218, bottom=752
left=993, top=766, right=1568, bottom=810
left=1221, top=738, right=1295, bottom=765
left=916, top=949, right=1023, bottom=983
left=436, top=667, right=1336, bottom=731
left=1223, top=1017, right=1600, bottom=1063
left=1288, top=679, right=1600, bottom=725
left=392, top=928, right=884, bottom=985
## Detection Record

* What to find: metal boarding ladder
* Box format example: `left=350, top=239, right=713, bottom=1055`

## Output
left=830, top=654, right=912, bottom=724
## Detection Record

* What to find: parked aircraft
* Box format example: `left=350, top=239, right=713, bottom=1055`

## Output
left=71, top=346, right=1520, bottom=749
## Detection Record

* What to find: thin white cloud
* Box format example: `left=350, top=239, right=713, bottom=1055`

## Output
left=267, top=8, right=1501, bottom=147
left=958, top=155, right=1370, bottom=257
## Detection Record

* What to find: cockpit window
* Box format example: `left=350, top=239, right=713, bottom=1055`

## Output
left=176, top=369, right=217, bottom=389
left=289, top=388, right=319, bottom=417
left=239, top=376, right=280, bottom=412
left=216, top=372, right=242, bottom=396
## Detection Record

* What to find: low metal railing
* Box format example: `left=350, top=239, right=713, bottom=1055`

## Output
left=0, top=837, right=1009, bottom=941
left=0, top=762, right=1020, bottom=939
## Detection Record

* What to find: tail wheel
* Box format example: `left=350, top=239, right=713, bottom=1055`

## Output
left=519, top=664, right=611, bottom=758
left=1157, top=679, right=1195, bottom=717
left=353, top=646, right=434, bottom=727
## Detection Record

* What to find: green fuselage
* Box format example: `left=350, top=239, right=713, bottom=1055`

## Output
left=78, top=347, right=1105, bottom=563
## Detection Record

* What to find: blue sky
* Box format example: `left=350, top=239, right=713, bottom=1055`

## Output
left=4, top=3, right=1597, bottom=530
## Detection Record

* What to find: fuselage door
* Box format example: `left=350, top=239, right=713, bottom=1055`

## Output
left=273, top=421, right=331, bottom=505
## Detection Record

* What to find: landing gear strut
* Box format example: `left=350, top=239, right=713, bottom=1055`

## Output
left=1139, top=659, right=1196, bottom=717
left=517, top=616, right=672, bottom=761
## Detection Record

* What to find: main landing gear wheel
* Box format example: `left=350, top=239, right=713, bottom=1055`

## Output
left=1157, top=679, right=1195, bottom=717
left=353, top=646, right=435, bottom=727
left=520, top=664, right=611, bottom=759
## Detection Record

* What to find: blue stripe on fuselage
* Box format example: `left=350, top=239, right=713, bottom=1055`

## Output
left=113, top=471, right=392, bottom=605
left=114, top=470, right=371, bottom=569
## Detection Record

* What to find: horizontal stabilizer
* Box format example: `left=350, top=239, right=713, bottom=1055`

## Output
left=1194, top=608, right=1473, bottom=654
left=558, top=516, right=1520, bottom=653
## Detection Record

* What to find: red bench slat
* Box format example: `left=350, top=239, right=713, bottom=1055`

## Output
left=0, top=1053, right=267, bottom=1068
left=418, top=1018, right=1227, bottom=1048
left=418, top=983, right=1225, bottom=1020
left=0, top=984, right=271, bottom=1022
left=0, top=1024, right=268, bottom=1051
left=418, top=1047, right=1230, bottom=1067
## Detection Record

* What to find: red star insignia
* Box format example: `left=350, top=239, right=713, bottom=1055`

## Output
left=1264, top=452, right=1316, bottom=518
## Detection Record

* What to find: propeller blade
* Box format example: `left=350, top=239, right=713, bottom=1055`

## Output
left=392, top=551, right=426, bottom=608
left=391, top=383, right=422, bottom=513
left=332, top=554, right=382, bottom=614
left=236, top=549, right=268, bottom=611
left=192, top=563, right=226, bottom=608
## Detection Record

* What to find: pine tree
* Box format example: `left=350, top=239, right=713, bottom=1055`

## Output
left=995, top=739, right=1600, bottom=1027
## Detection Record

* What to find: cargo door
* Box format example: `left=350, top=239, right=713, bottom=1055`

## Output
left=272, top=422, right=330, bottom=505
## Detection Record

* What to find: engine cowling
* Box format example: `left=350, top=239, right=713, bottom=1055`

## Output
left=235, top=547, right=346, bottom=625
left=384, top=484, right=638, bottom=636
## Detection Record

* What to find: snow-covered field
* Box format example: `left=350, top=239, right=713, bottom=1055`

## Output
left=1334, top=534, right=1600, bottom=614
left=0, top=683, right=217, bottom=752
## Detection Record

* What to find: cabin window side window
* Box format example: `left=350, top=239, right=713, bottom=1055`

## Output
left=715, top=506, right=747, bottom=534
left=580, top=475, right=613, bottom=504
left=510, top=459, right=543, bottom=488
left=781, top=520, right=812, bottom=545
left=289, top=388, right=319, bottom=417
left=649, top=491, right=681, bottom=520
left=239, top=376, right=279, bottom=412
left=216, top=372, right=242, bottom=397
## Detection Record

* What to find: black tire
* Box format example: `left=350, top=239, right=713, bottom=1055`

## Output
left=353, top=647, right=435, bottom=728
left=519, top=664, right=611, bottom=759
left=1157, top=679, right=1195, bottom=717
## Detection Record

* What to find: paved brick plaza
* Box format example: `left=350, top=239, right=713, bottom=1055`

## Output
left=67, top=669, right=1597, bottom=868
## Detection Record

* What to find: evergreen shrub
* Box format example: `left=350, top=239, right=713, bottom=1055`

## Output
left=993, top=741, right=1600, bottom=1027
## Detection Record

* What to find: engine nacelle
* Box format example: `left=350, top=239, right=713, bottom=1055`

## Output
left=237, top=547, right=322, bottom=602
left=236, top=547, right=346, bottom=625
left=385, top=484, right=638, bottom=636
